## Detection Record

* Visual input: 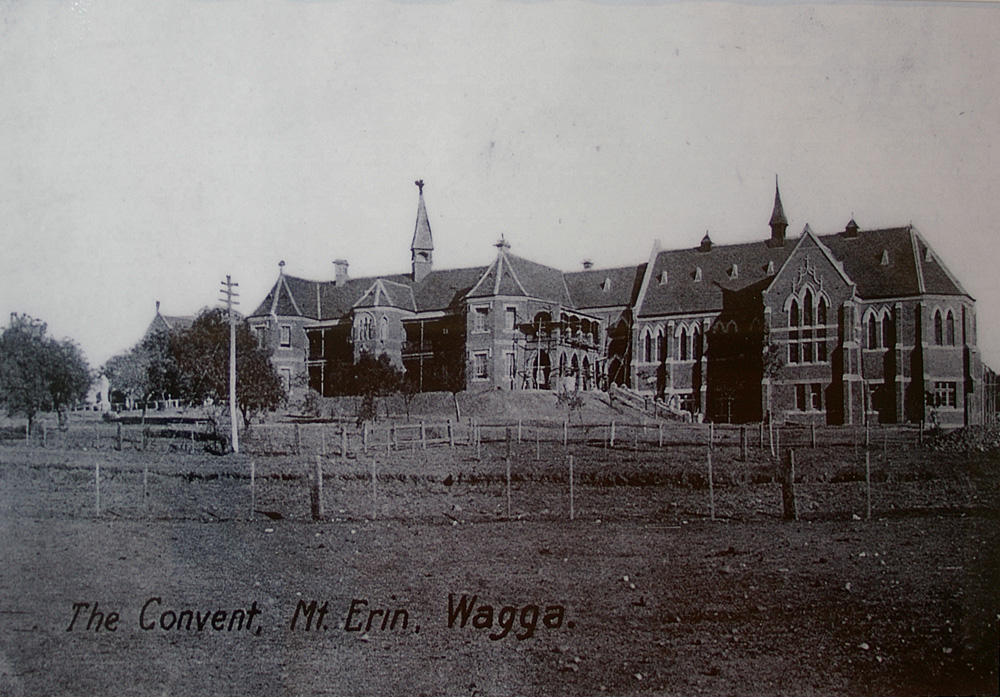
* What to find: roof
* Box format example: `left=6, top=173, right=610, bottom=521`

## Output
left=250, top=265, right=489, bottom=321
left=143, top=312, right=194, bottom=340
left=466, top=251, right=574, bottom=305
left=638, top=239, right=794, bottom=318
left=564, top=264, right=646, bottom=310
left=818, top=226, right=967, bottom=300
left=411, top=188, right=433, bottom=252
left=769, top=181, right=788, bottom=227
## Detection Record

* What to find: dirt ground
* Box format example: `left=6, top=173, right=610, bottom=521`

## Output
left=1, top=421, right=998, bottom=696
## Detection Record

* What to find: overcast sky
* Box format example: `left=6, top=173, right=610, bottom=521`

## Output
left=1, top=0, right=998, bottom=369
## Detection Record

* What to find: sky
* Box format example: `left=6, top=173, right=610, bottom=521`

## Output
left=1, top=0, right=999, bottom=369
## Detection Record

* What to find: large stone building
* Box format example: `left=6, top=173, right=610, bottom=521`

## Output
left=249, top=180, right=983, bottom=427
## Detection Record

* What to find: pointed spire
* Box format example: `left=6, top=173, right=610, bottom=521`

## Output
left=699, top=231, right=712, bottom=253
left=768, top=176, right=788, bottom=247
left=411, top=180, right=434, bottom=283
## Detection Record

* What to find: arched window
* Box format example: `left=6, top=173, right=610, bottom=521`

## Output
left=882, top=313, right=892, bottom=349
left=692, top=327, right=701, bottom=360
left=643, top=330, right=652, bottom=362
left=356, top=314, right=374, bottom=342
left=680, top=328, right=689, bottom=361
left=934, top=310, right=943, bottom=345
left=379, top=316, right=389, bottom=342
left=817, top=299, right=828, bottom=361
left=868, top=314, right=879, bottom=349
left=789, top=300, right=800, bottom=363
left=946, top=311, right=956, bottom=346
left=656, top=329, right=664, bottom=361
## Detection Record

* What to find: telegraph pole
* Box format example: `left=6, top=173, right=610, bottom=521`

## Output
left=221, top=276, right=240, bottom=454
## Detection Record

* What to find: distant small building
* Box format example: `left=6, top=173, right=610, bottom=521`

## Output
left=143, top=301, right=194, bottom=341
left=85, top=374, right=111, bottom=412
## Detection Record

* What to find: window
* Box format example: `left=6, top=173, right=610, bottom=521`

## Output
left=656, top=329, right=664, bottom=361
left=379, top=316, right=389, bottom=342
left=254, top=325, right=266, bottom=346
left=678, top=392, right=696, bottom=413
left=280, top=368, right=292, bottom=392
left=504, top=352, right=516, bottom=384
left=795, top=383, right=823, bottom=411
left=692, top=327, right=701, bottom=360
left=643, top=330, right=652, bottom=362
left=934, top=381, right=957, bottom=408
left=280, top=325, right=292, bottom=348
left=473, top=352, right=488, bottom=380
left=788, top=291, right=828, bottom=363
left=934, top=310, right=943, bottom=345
left=355, top=315, right=374, bottom=342
left=679, top=328, right=689, bottom=361
left=868, top=314, right=879, bottom=349
left=505, top=307, right=517, bottom=332
left=473, top=307, right=490, bottom=333
left=946, top=311, right=956, bottom=346
left=882, top=314, right=892, bottom=349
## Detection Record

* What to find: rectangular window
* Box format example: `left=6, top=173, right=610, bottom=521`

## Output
left=473, top=307, right=490, bottom=333
left=505, top=307, right=517, bottom=332
left=796, top=383, right=823, bottom=411
left=473, top=352, right=488, bottom=380
left=934, top=381, right=957, bottom=408
left=789, top=329, right=800, bottom=364
left=504, top=352, right=516, bottom=386
left=280, top=325, right=292, bottom=347
left=254, top=325, right=266, bottom=345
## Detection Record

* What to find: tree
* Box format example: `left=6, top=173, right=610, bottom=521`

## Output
left=0, top=314, right=91, bottom=432
left=172, top=308, right=286, bottom=428
left=102, top=331, right=179, bottom=418
left=353, top=351, right=403, bottom=424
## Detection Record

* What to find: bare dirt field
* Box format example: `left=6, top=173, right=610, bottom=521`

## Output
left=1, top=415, right=998, bottom=696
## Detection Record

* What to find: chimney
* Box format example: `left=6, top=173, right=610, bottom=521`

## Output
left=582, top=260, right=594, bottom=270
left=333, top=259, right=349, bottom=286
left=155, top=300, right=161, bottom=315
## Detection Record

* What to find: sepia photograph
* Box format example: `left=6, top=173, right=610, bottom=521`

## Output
left=1, top=1, right=998, bottom=695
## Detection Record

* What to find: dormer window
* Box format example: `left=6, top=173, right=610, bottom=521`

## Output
left=694, top=267, right=703, bottom=282
left=658, top=270, right=668, bottom=285
left=924, top=248, right=934, bottom=263
left=729, top=264, right=739, bottom=280
left=602, top=277, right=612, bottom=292
left=766, top=261, right=775, bottom=275
left=881, top=250, right=890, bottom=266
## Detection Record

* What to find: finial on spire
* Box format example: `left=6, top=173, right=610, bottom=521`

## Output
left=415, top=179, right=424, bottom=194
left=494, top=234, right=511, bottom=251
left=279, top=260, right=286, bottom=274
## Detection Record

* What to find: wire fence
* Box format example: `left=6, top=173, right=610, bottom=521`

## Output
left=2, top=418, right=995, bottom=526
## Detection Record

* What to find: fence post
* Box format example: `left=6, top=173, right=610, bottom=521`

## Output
left=95, top=459, right=101, bottom=517
left=506, top=456, right=512, bottom=520
left=768, top=420, right=774, bottom=457
left=563, top=420, right=568, bottom=447
left=760, top=421, right=764, bottom=449
left=517, top=420, right=522, bottom=443
left=190, top=428, right=195, bottom=451
left=740, top=426, right=747, bottom=462
left=710, top=422, right=715, bottom=450
left=143, top=459, right=149, bottom=507
left=421, top=421, right=427, bottom=450
left=41, top=422, right=47, bottom=448
left=448, top=420, right=454, bottom=448
left=341, top=426, right=348, bottom=459
left=311, top=455, right=324, bottom=521
left=363, top=422, right=369, bottom=454
left=865, top=450, right=872, bottom=521
left=116, top=423, right=123, bottom=452
left=295, top=424, right=302, bottom=456
left=775, top=427, right=780, bottom=459
left=250, top=459, right=256, bottom=519
left=811, top=422, right=817, bottom=449
left=25, top=422, right=29, bottom=445
left=633, top=428, right=638, bottom=459
left=371, top=457, right=377, bottom=521
left=610, top=420, right=616, bottom=448
left=476, top=423, right=481, bottom=460
left=918, top=421, right=924, bottom=446
left=535, top=429, right=540, bottom=461
left=658, top=423, right=663, bottom=448
left=506, top=427, right=512, bottom=460
left=390, top=424, right=395, bottom=451
left=782, top=449, right=798, bottom=521
left=707, top=448, right=715, bottom=520
left=321, top=429, right=327, bottom=457
left=569, top=455, right=575, bottom=521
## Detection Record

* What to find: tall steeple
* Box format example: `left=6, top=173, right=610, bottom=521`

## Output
left=768, top=175, right=788, bottom=247
left=411, top=179, right=434, bottom=283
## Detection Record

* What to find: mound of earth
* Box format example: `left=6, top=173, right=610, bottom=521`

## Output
left=927, top=423, right=1000, bottom=453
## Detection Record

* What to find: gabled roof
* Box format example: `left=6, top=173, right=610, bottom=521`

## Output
left=564, top=264, right=647, bottom=310
left=637, top=239, right=794, bottom=318
left=818, top=226, right=967, bottom=300
left=353, top=279, right=417, bottom=312
left=143, top=311, right=194, bottom=341
left=466, top=251, right=574, bottom=305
